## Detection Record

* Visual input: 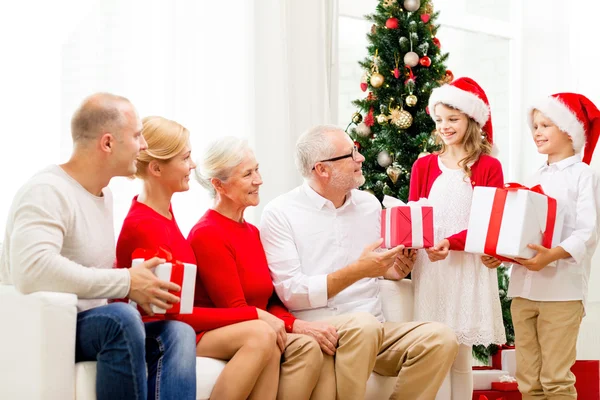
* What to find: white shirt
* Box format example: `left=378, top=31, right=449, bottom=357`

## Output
left=0, top=165, right=130, bottom=311
left=508, top=154, right=600, bottom=306
left=260, top=182, right=385, bottom=322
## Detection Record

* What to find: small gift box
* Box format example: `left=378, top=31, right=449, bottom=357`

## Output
left=492, top=375, right=518, bottom=391
left=465, top=183, right=564, bottom=265
left=380, top=196, right=434, bottom=249
left=131, top=247, right=196, bottom=315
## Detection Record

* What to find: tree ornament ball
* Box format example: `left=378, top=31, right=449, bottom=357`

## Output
left=352, top=112, right=363, bottom=124
left=386, top=17, right=399, bottom=29
left=376, top=113, right=389, bottom=125
left=370, top=72, right=385, bottom=88
left=386, top=165, right=401, bottom=184
left=355, top=122, right=371, bottom=137
left=390, top=108, right=413, bottom=129
left=404, top=51, right=419, bottom=67
left=403, top=0, right=421, bottom=12
left=377, top=151, right=393, bottom=168
left=419, top=55, right=432, bottom=67
left=405, top=94, right=418, bottom=107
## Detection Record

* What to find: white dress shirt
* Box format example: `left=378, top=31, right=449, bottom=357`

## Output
left=260, top=182, right=385, bottom=322
left=508, top=154, right=600, bottom=307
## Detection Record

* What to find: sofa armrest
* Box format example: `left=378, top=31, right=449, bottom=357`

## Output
left=0, top=285, right=78, bottom=400
left=379, top=279, right=414, bottom=323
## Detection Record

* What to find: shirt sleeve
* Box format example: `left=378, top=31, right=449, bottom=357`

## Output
left=558, top=170, right=600, bottom=264
left=408, top=159, right=422, bottom=202
left=259, top=205, right=329, bottom=311
left=9, top=184, right=130, bottom=298
left=266, top=292, right=297, bottom=332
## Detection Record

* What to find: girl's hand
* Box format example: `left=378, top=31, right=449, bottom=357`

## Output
left=426, top=239, right=450, bottom=262
left=481, top=255, right=502, bottom=269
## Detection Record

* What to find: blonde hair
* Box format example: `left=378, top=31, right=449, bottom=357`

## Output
left=435, top=107, right=492, bottom=177
left=195, top=136, right=252, bottom=198
left=135, top=116, right=190, bottom=179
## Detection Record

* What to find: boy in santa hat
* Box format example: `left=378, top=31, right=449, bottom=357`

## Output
left=484, top=93, right=600, bottom=399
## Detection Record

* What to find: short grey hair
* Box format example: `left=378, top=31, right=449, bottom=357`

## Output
left=295, top=125, right=340, bottom=178
left=195, top=136, right=252, bottom=197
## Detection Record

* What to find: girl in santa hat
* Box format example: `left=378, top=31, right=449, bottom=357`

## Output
left=408, top=77, right=506, bottom=400
left=485, top=93, right=600, bottom=399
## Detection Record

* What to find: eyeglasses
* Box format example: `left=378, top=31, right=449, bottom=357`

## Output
left=312, top=146, right=360, bottom=170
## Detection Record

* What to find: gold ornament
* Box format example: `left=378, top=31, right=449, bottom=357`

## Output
left=418, top=151, right=430, bottom=158
left=389, top=107, right=413, bottom=129
left=423, top=1, right=434, bottom=14
left=352, top=112, right=363, bottom=124
left=370, top=72, right=384, bottom=88
left=386, top=165, right=401, bottom=184
left=383, top=0, right=396, bottom=7
left=377, top=113, right=389, bottom=125
left=405, top=94, right=418, bottom=107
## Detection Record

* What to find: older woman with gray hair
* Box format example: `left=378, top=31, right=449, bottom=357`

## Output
left=188, top=137, right=335, bottom=400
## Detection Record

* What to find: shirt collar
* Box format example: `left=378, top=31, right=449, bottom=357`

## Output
left=539, top=153, right=582, bottom=171
left=302, top=181, right=355, bottom=210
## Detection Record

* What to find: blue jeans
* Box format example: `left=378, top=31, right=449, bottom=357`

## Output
left=75, top=303, right=197, bottom=400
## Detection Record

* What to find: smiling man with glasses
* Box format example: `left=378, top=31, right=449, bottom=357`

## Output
left=260, top=125, right=459, bottom=400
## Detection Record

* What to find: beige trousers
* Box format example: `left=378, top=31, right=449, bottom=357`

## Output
left=278, top=333, right=333, bottom=400
left=314, top=312, right=458, bottom=400
left=511, top=297, right=584, bottom=400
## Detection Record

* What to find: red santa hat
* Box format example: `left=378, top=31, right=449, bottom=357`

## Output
left=528, top=93, right=600, bottom=164
left=428, top=77, right=493, bottom=145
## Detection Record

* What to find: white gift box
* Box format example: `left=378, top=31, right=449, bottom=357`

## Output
left=465, top=184, right=564, bottom=265
left=131, top=258, right=196, bottom=314
left=473, top=369, right=510, bottom=391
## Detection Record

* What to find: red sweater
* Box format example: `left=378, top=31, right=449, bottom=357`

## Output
left=115, top=196, right=258, bottom=341
left=408, top=153, right=504, bottom=250
left=188, top=209, right=296, bottom=333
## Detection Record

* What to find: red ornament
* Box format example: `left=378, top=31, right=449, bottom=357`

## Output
left=360, top=82, right=368, bottom=92
left=433, top=37, right=441, bottom=48
left=420, top=14, right=430, bottom=23
left=445, top=69, right=454, bottom=82
left=364, top=107, right=375, bottom=127
left=354, top=141, right=361, bottom=151
left=425, top=106, right=430, bottom=115
left=385, top=17, right=399, bottom=29
left=419, top=56, right=432, bottom=67
left=367, top=92, right=377, bottom=101
left=392, top=67, right=400, bottom=79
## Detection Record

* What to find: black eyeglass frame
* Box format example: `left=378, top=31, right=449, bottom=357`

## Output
left=312, top=146, right=360, bottom=170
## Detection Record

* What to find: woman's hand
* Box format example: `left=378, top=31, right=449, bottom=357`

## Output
left=292, top=320, right=338, bottom=355
left=257, top=309, right=287, bottom=352
left=425, top=239, right=450, bottom=262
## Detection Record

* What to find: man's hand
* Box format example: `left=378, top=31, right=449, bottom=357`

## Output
left=356, top=239, right=405, bottom=278
left=128, top=257, right=181, bottom=316
left=293, top=320, right=338, bottom=355
left=384, top=249, right=417, bottom=280
left=426, top=239, right=450, bottom=262
left=257, top=309, right=287, bottom=353
left=481, top=255, right=502, bottom=269
left=514, top=244, right=568, bottom=272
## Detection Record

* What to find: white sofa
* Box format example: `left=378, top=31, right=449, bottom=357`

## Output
left=0, top=279, right=413, bottom=400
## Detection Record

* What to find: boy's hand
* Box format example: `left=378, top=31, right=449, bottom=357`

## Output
left=515, top=243, right=563, bottom=271
left=426, top=239, right=450, bottom=262
left=481, top=255, right=502, bottom=269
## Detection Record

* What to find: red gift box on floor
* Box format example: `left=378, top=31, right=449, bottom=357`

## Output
left=573, top=360, right=600, bottom=400
left=473, top=390, right=521, bottom=400
left=131, top=247, right=196, bottom=315
left=381, top=196, right=434, bottom=249
left=492, top=382, right=519, bottom=391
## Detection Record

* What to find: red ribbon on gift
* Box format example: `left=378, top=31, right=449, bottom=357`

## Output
left=483, top=183, right=557, bottom=260
left=131, top=247, right=184, bottom=314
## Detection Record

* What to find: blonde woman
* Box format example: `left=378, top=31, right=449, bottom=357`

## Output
left=116, top=117, right=283, bottom=400
left=189, top=137, right=336, bottom=400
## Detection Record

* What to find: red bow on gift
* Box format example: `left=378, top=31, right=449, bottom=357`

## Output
left=484, top=182, right=557, bottom=261
left=131, top=247, right=185, bottom=313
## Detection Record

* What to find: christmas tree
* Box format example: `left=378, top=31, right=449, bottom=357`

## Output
left=347, top=0, right=451, bottom=202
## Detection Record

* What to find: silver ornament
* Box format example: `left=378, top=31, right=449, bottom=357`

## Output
left=377, top=150, right=393, bottom=168
left=355, top=122, right=371, bottom=137
left=404, top=51, right=419, bottom=67
left=404, top=0, right=421, bottom=12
